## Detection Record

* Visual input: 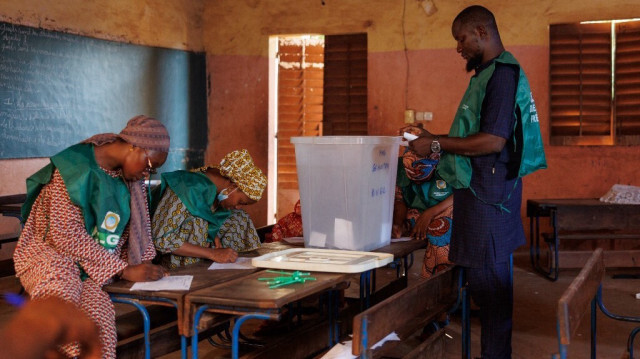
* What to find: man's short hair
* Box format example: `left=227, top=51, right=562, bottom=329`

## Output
left=453, top=5, right=498, bottom=34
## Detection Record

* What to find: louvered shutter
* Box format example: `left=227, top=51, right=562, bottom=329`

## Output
left=615, top=21, right=640, bottom=145
left=323, top=33, right=368, bottom=135
left=276, top=38, right=324, bottom=196
left=549, top=23, right=612, bottom=145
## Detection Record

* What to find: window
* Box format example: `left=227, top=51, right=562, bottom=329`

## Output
left=549, top=20, right=640, bottom=146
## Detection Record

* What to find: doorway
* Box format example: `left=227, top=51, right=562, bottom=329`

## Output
left=268, top=33, right=368, bottom=222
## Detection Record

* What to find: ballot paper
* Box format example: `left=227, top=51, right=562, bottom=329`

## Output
left=208, top=257, right=255, bottom=270
left=320, top=332, right=400, bottom=359
left=130, top=275, right=193, bottom=291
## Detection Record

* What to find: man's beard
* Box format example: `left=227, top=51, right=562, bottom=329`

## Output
left=466, top=54, right=483, bottom=72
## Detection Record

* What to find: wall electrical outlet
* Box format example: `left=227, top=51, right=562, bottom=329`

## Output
left=415, top=111, right=433, bottom=121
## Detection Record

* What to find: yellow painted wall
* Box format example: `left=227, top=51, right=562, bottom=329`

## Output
left=202, top=0, right=640, bottom=54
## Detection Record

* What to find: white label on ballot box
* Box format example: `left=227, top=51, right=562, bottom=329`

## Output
left=251, top=248, right=394, bottom=273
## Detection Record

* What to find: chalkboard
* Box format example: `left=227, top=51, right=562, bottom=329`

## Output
left=0, top=21, right=207, bottom=171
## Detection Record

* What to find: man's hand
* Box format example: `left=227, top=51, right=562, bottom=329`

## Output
left=408, top=135, right=435, bottom=157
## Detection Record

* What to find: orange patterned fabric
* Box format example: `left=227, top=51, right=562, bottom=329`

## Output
left=421, top=244, right=451, bottom=279
left=13, top=169, right=156, bottom=358
left=269, top=200, right=303, bottom=242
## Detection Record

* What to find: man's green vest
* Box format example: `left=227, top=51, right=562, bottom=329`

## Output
left=437, top=51, right=547, bottom=189
left=22, top=143, right=131, bottom=252
left=151, top=171, right=231, bottom=241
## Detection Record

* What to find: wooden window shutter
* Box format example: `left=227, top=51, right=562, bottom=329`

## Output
left=323, top=33, right=368, bottom=135
left=277, top=38, right=324, bottom=192
left=549, top=23, right=612, bottom=145
left=615, top=21, right=640, bottom=145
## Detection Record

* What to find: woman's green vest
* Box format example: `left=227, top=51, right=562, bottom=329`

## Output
left=437, top=51, right=547, bottom=189
left=151, top=171, right=231, bottom=241
left=396, top=157, right=453, bottom=211
left=22, top=143, right=131, bottom=252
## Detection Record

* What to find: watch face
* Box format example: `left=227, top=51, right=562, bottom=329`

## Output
left=431, top=140, right=441, bottom=153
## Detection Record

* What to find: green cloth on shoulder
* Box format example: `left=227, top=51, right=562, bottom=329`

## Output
left=22, top=143, right=130, bottom=251
left=151, top=170, right=231, bottom=240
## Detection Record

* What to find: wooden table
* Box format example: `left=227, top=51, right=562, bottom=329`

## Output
left=105, top=261, right=259, bottom=359
left=253, top=239, right=427, bottom=309
left=528, top=198, right=640, bottom=281
left=185, top=270, right=351, bottom=359
left=182, top=239, right=427, bottom=358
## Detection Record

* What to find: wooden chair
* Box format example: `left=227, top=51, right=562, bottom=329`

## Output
left=351, top=265, right=467, bottom=359
left=553, top=248, right=640, bottom=359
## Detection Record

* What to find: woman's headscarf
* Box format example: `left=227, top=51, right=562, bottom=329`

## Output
left=83, top=115, right=170, bottom=265
left=194, top=149, right=267, bottom=201
left=402, top=149, right=440, bottom=184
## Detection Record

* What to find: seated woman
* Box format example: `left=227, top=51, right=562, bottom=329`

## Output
left=393, top=133, right=453, bottom=279
left=13, top=115, right=170, bottom=359
left=152, top=149, right=267, bottom=269
left=267, top=199, right=302, bottom=242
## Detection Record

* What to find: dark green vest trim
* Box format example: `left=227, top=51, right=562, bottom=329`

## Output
left=22, top=143, right=131, bottom=251
left=154, top=171, right=231, bottom=240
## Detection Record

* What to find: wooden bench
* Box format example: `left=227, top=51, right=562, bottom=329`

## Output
left=351, top=265, right=464, bottom=359
left=553, top=248, right=640, bottom=359
left=528, top=198, right=640, bottom=281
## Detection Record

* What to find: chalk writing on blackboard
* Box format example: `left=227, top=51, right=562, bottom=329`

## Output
left=0, top=21, right=207, bottom=171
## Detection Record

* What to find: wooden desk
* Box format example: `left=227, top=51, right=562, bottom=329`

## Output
left=105, top=261, right=259, bottom=359
left=253, top=239, right=427, bottom=309
left=528, top=198, right=640, bottom=281
left=185, top=270, right=350, bottom=359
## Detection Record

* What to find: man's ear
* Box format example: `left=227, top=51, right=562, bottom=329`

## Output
left=476, top=24, right=488, bottom=39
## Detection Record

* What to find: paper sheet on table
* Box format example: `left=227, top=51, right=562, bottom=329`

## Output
left=208, top=257, right=255, bottom=270
left=130, top=275, right=193, bottom=291
left=391, top=236, right=413, bottom=243
left=320, top=332, right=400, bottom=358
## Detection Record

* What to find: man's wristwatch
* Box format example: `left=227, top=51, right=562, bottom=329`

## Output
left=430, top=136, right=441, bottom=153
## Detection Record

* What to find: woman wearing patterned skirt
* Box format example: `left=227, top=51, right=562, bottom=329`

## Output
left=13, top=115, right=170, bottom=358
left=151, top=149, right=267, bottom=269
left=392, top=136, right=454, bottom=279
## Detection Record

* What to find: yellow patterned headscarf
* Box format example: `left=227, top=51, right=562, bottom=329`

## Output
left=194, top=149, right=267, bottom=201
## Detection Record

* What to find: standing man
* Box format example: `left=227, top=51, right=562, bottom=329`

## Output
left=407, top=5, right=546, bottom=359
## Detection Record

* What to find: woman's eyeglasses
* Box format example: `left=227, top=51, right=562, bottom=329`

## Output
left=143, top=149, right=157, bottom=175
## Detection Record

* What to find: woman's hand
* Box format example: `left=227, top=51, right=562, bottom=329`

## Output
left=411, top=210, right=435, bottom=241
left=208, top=248, right=238, bottom=263
left=121, top=263, right=167, bottom=282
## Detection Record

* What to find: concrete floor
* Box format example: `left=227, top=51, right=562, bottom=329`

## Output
left=1, top=249, right=639, bottom=358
